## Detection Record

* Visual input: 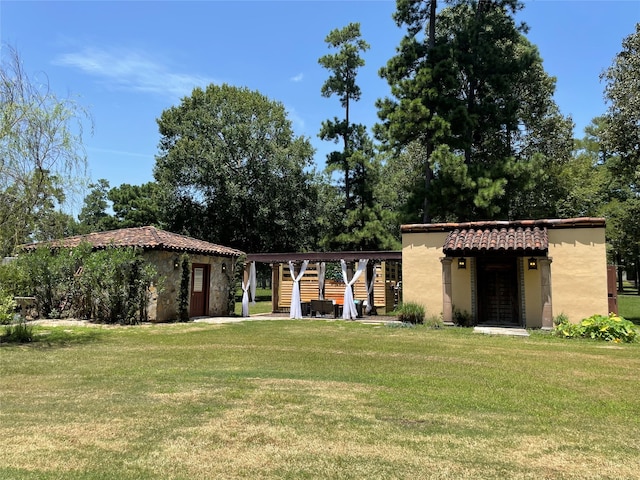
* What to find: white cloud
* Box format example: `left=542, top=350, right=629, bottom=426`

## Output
left=290, top=72, right=304, bottom=82
left=53, top=47, right=215, bottom=99
left=285, top=104, right=305, bottom=132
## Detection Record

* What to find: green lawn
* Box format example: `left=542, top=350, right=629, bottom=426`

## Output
left=234, top=287, right=274, bottom=315
left=620, top=294, right=640, bottom=325
left=1, top=321, right=639, bottom=479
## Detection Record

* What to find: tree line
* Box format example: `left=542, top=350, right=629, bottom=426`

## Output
left=1, top=1, right=638, bottom=285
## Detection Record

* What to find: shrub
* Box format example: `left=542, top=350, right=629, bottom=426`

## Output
left=393, top=302, right=425, bottom=324
left=553, top=313, right=637, bottom=343
left=553, top=312, right=569, bottom=326
left=0, top=293, right=17, bottom=325
left=1, top=318, right=33, bottom=344
left=178, top=255, right=190, bottom=322
left=453, top=307, right=475, bottom=327
left=13, top=244, right=159, bottom=324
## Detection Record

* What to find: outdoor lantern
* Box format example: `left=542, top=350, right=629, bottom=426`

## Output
left=528, top=257, right=538, bottom=270
left=457, top=257, right=467, bottom=269
left=173, top=257, right=180, bottom=269
left=222, top=262, right=227, bottom=274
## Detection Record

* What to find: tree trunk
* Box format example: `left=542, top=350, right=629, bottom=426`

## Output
left=422, top=0, right=437, bottom=224
left=616, top=252, right=623, bottom=292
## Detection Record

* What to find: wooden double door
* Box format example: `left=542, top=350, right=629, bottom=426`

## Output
left=190, top=263, right=210, bottom=317
left=476, top=256, right=520, bottom=326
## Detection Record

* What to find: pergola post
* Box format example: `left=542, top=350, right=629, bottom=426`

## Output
left=441, top=257, right=453, bottom=323
left=271, top=263, right=280, bottom=313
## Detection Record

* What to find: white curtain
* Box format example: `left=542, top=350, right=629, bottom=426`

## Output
left=317, top=262, right=326, bottom=300
left=241, top=262, right=258, bottom=317
left=241, top=279, right=250, bottom=317
left=341, top=259, right=368, bottom=320
left=289, top=260, right=309, bottom=319
left=365, top=264, right=377, bottom=314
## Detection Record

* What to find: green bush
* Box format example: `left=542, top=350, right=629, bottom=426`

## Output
left=553, top=313, right=637, bottom=343
left=453, top=307, right=475, bottom=327
left=0, top=293, right=17, bottom=324
left=424, top=314, right=444, bottom=329
left=393, top=302, right=425, bottom=325
left=9, top=244, right=159, bottom=324
left=178, top=255, right=190, bottom=322
left=1, top=318, right=33, bottom=344
left=553, top=312, right=569, bottom=326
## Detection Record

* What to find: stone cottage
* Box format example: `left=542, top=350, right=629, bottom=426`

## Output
left=23, top=226, right=244, bottom=322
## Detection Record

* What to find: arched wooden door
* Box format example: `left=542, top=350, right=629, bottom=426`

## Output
left=190, top=263, right=210, bottom=317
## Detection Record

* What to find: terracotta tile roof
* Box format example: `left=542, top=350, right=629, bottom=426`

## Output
left=401, top=217, right=605, bottom=234
left=443, top=226, right=548, bottom=254
left=22, top=226, right=244, bottom=257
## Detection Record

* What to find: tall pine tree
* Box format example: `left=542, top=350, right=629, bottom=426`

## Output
left=377, top=0, right=573, bottom=222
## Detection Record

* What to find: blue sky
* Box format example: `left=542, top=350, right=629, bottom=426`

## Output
left=1, top=1, right=638, bottom=211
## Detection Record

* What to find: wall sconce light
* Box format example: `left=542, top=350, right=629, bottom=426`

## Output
left=222, top=262, right=227, bottom=274
left=173, top=257, right=180, bottom=270
left=457, top=257, right=467, bottom=269
left=528, top=257, right=538, bottom=270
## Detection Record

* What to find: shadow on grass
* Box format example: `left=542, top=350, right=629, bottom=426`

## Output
left=619, top=293, right=640, bottom=326
left=1, top=325, right=106, bottom=348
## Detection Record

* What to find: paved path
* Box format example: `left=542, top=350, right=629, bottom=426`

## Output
left=473, top=326, right=530, bottom=337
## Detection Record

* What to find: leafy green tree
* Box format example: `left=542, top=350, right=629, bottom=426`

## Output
left=0, top=45, right=89, bottom=254
left=154, top=84, right=322, bottom=253
left=78, top=179, right=114, bottom=233
left=377, top=0, right=572, bottom=222
left=33, top=210, right=81, bottom=242
left=601, top=23, right=640, bottom=183
left=599, top=24, right=640, bottom=291
left=109, top=182, right=162, bottom=228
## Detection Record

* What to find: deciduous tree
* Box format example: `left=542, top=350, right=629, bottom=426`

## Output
left=154, top=84, right=322, bottom=253
left=0, top=45, right=89, bottom=254
left=601, top=23, right=640, bottom=184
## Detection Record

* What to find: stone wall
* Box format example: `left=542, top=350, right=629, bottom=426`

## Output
left=143, top=251, right=237, bottom=322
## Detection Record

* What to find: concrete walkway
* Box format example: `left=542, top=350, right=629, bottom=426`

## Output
left=473, top=326, right=529, bottom=337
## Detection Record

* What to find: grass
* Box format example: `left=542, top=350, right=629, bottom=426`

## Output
left=1, top=321, right=639, bottom=479
left=234, top=287, right=274, bottom=315
left=620, top=293, right=640, bottom=325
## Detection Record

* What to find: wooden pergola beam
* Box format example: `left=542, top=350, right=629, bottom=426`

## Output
left=246, top=251, right=402, bottom=263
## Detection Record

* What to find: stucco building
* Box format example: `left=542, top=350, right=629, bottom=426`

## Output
left=401, top=217, right=608, bottom=328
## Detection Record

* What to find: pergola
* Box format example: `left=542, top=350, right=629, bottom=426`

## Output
left=243, top=251, right=402, bottom=319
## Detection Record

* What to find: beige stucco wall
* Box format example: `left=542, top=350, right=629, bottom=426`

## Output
left=402, top=225, right=608, bottom=327
left=143, top=251, right=236, bottom=322
left=451, top=258, right=472, bottom=317
left=402, top=231, right=448, bottom=317
left=547, top=227, right=608, bottom=323
left=523, top=258, right=543, bottom=328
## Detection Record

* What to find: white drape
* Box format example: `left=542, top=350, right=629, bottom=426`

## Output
left=241, top=261, right=257, bottom=317
left=317, top=262, right=326, bottom=300
left=289, top=260, right=309, bottom=319
left=241, top=279, right=250, bottom=317
left=341, top=259, right=368, bottom=320
left=365, top=264, right=377, bottom=314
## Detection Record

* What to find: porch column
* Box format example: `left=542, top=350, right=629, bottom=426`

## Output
left=441, top=257, right=453, bottom=323
left=540, top=257, right=553, bottom=329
